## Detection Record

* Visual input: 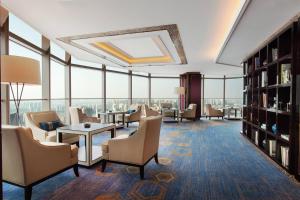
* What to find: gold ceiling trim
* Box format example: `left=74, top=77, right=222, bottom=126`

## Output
left=58, top=24, right=187, bottom=66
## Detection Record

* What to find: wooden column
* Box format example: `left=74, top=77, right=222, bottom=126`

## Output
left=180, top=72, right=202, bottom=119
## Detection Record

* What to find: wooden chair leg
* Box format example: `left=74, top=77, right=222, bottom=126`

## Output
left=127, top=122, right=129, bottom=127
left=73, top=165, right=79, bottom=177
left=139, top=166, right=144, bottom=179
left=101, top=160, right=107, bottom=172
left=24, top=186, right=32, bottom=200
left=154, top=153, right=159, bottom=164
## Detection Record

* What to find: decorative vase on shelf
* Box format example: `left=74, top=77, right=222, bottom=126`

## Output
left=272, top=124, right=278, bottom=134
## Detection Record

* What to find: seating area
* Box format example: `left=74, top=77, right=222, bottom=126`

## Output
left=1, top=1, right=300, bottom=200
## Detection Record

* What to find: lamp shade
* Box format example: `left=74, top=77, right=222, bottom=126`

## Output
left=175, top=86, right=185, bottom=95
left=1, top=55, right=41, bottom=85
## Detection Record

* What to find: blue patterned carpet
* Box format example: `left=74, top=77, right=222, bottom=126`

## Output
left=3, top=120, right=300, bottom=200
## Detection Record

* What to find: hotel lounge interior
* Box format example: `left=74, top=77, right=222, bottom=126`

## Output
left=1, top=0, right=300, bottom=199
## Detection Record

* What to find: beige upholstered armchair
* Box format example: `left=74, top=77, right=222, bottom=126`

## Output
left=205, top=104, right=224, bottom=119
left=160, top=102, right=174, bottom=117
left=119, top=104, right=142, bottom=127
left=2, top=126, right=79, bottom=200
left=101, top=116, right=162, bottom=179
left=24, top=111, right=79, bottom=144
left=179, top=104, right=197, bottom=121
left=69, top=107, right=101, bottom=124
left=144, top=104, right=160, bottom=117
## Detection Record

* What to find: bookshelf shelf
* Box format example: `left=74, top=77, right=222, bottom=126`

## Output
left=241, top=19, right=300, bottom=180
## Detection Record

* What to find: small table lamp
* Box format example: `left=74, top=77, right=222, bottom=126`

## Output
left=1, top=55, right=41, bottom=125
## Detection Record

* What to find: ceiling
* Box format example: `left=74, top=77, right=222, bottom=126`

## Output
left=1, top=0, right=300, bottom=75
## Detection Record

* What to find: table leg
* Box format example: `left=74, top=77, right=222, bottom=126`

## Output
left=235, top=109, right=237, bottom=118
left=86, top=133, right=91, bottom=165
left=111, top=127, right=116, bottom=138
left=122, top=113, right=125, bottom=126
left=57, top=132, right=62, bottom=143
left=112, top=114, right=116, bottom=124
left=173, top=110, right=176, bottom=119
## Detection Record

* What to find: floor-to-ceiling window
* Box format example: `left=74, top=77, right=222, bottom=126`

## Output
left=106, top=71, right=129, bottom=111
left=71, top=66, right=103, bottom=116
left=50, top=59, right=66, bottom=121
left=203, top=76, right=224, bottom=110
left=151, top=76, right=179, bottom=109
left=132, top=72, right=148, bottom=105
left=8, top=13, right=43, bottom=125
left=225, top=77, right=243, bottom=117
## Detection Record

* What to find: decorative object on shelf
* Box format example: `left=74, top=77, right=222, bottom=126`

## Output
left=272, top=48, right=278, bottom=61
left=272, top=124, right=278, bottom=134
left=286, top=102, right=291, bottom=112
left=269, top=140, right=277, bottom=157
left=278, top=101, right=283, bottom=110
left=273, top=97, right=277, bottom=109
left=263, top=59, right=267, bottom=66
left=281, top=63, right=291, bottom=84
left=255, top=131, right=259, bottom=145
left=1, top=55, right=41, bottom=125
left=281, top=134, right=290, bottom=141
left=261, top=123, right=266, bottom=130
left=262, top=139, right=266, bottom=149
left=262, top=93, right=267, bottom=108
left=261, top=71, right=267, bottom=87
left=281, top=146, right=289, bottom=168
left=255, top=57, right=260, bottom=69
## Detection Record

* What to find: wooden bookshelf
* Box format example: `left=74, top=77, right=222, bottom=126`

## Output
left=242, top=19, right=300, bottom=179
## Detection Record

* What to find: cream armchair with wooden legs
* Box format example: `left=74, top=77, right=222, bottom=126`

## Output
left=179, top=104, right=197, bottom=121
left=2, top=126, right=79, bottom=200
left=118, top=104, right=142, bottom=127
left=69, top=107, right=101, bottom=124
left=101, top=116, right=162, bottom=179
left=205, top=104, right=224, bottom=119
left=144, top=104, right=160, bottom=117
left=24, top=111, right=79, bottom=145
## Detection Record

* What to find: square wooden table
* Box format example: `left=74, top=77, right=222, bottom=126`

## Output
left=56, top=123, right=116, bottom=167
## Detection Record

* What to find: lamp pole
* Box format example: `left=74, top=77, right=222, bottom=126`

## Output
left=9, top=82, right=24, bottom=125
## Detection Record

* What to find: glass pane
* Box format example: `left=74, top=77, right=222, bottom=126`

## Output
left=132, top=76, right=148, bottom=98
left=9, top=41, right=42, bottom=99
left=151, top=78, right=179, bottom=109
left=10, top=100, right=42, bottom=125
left=106, top=72, right=128, bottom=98
left=151, top=78, right=179, bottom=98
left=9, top=13, right=42, bottom=47
left=51, top=99, right=66, bottom=123
left=51, top=60, right=65, bottom=98
left=225, top=78, right=243, bottom=118
left=72, top=99, right=103, bottom=117
left=50, top=41, right=65, bottom=60
left=71, top=56, right=102, bottom=68
left=204, top=78, right=224, bottom=109
left=71, top=67, right=102, bottom=98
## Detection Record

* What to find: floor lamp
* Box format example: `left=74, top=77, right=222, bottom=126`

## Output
left=1, top=55, right=41, bottom=125
left=175, top=87, right=185, bottom=110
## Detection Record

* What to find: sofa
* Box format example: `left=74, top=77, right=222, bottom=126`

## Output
left=2, top=126, right=79, bottom=200
left=118, top=104, right=142, bottom=127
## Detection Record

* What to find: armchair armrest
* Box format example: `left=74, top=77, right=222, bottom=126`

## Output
left=23, top=140, right=78, bottom=185
left=24, top=117, right=48, bottom=142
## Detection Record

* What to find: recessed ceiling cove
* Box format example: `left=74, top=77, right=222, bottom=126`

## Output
left=58, top=24, right=187, bottom=67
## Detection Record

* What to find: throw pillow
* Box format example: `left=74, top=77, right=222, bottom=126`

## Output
left=39, top=120, right=63, bottom=131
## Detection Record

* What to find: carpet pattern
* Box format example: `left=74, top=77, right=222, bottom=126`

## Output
left=3, top=120, right=300, bottom=200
